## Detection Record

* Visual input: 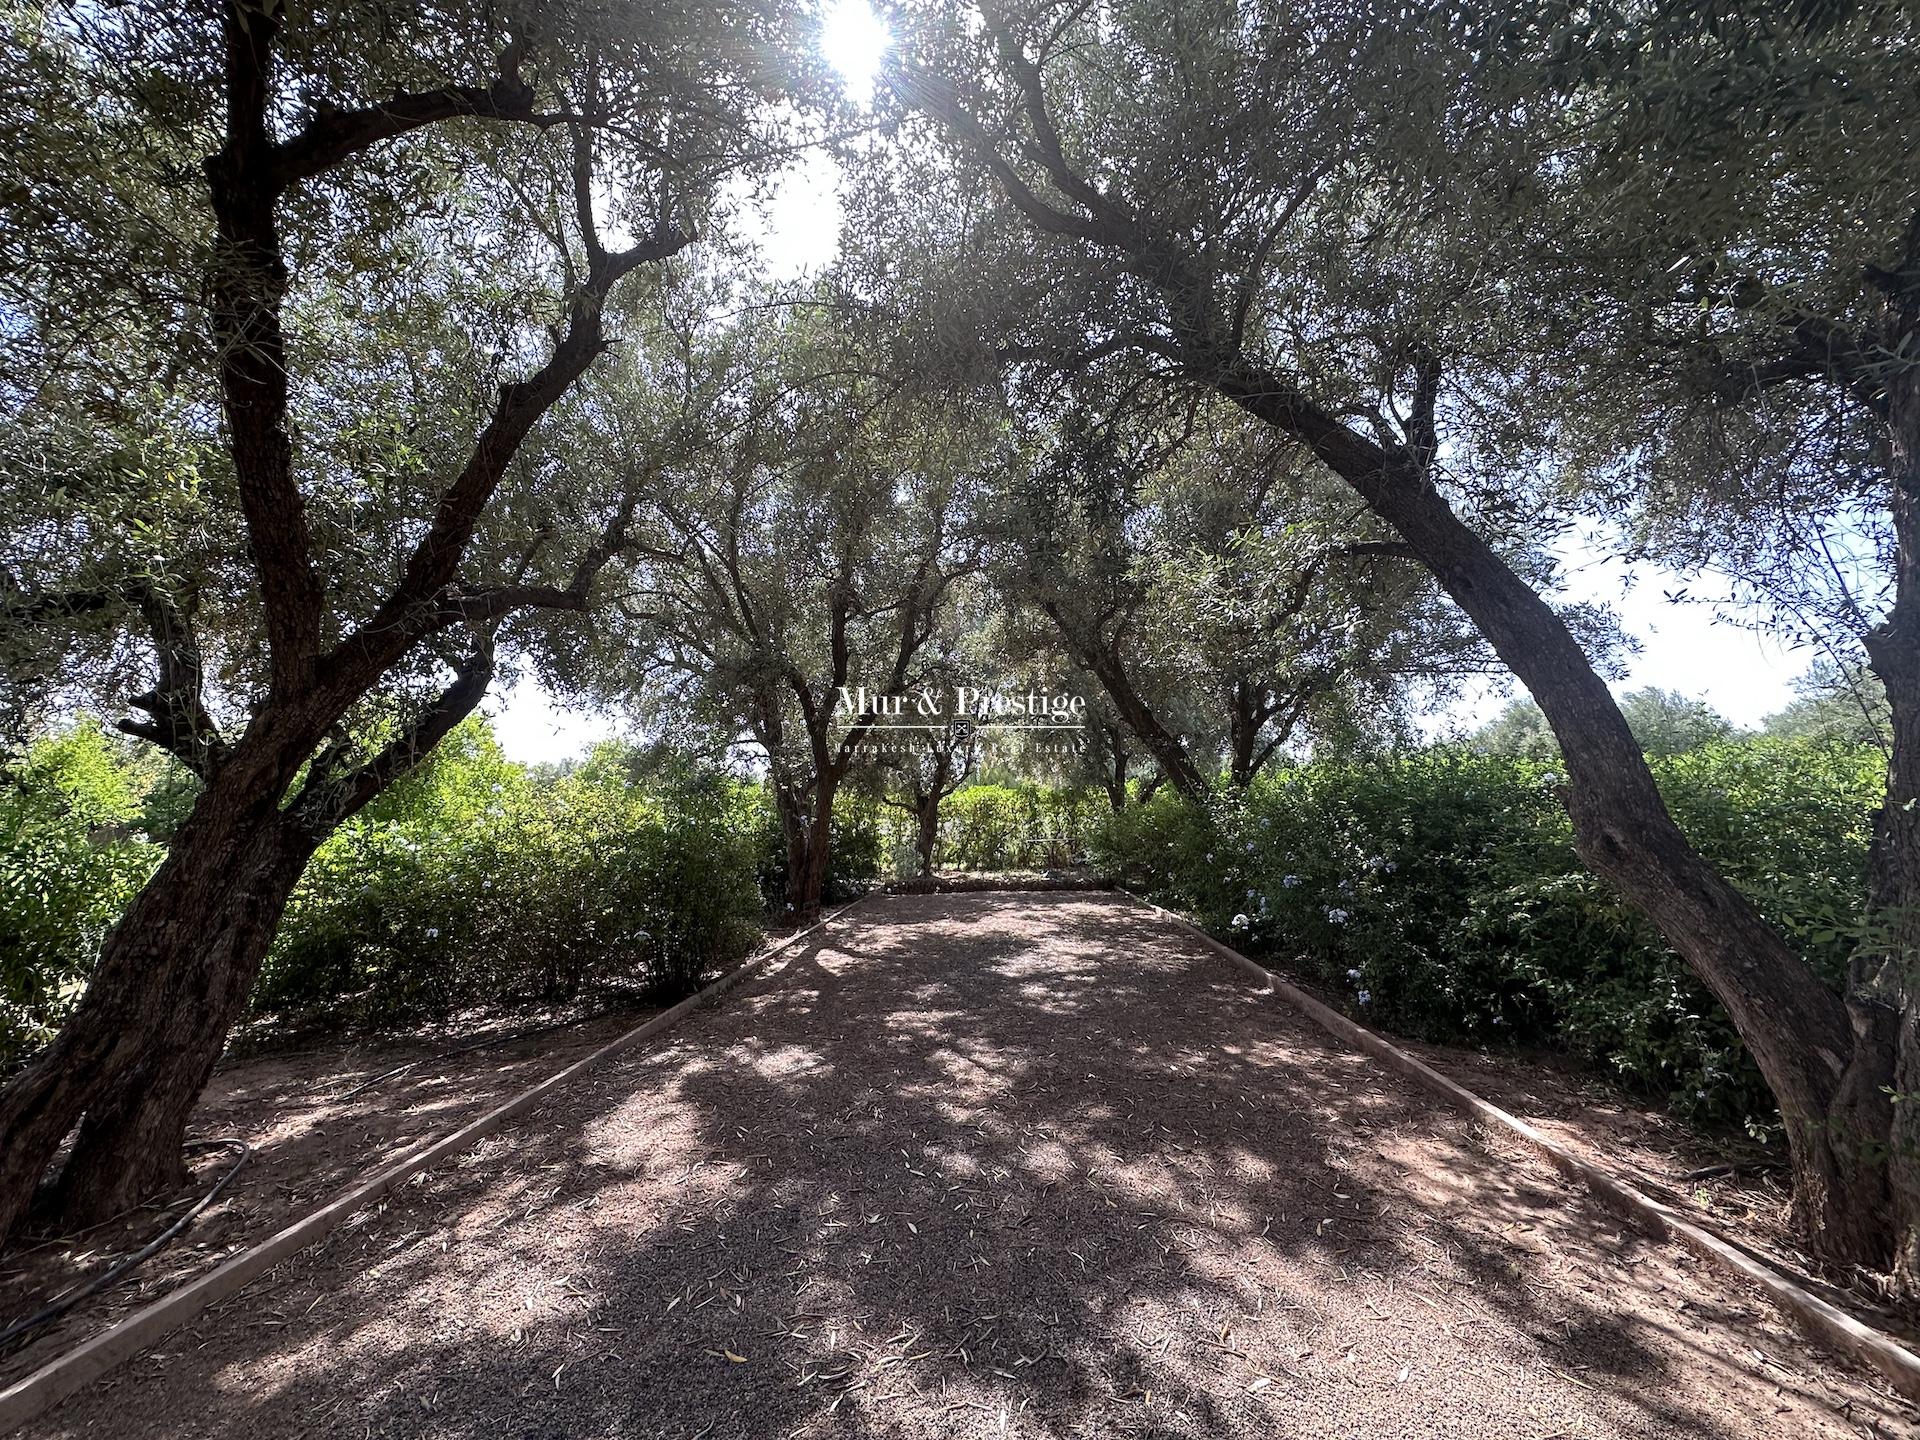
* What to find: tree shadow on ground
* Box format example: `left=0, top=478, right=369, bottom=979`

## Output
left=26, top=893, right=1914, bottom=1440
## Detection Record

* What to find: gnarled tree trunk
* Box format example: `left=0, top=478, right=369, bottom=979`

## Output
left=1221, top=361, right=1887, bottom=1267
left=774, top=775, right=837, bottom=920
left=1857, top=346, right=1920, bottom=1294
left=0, top=723, right=320, bottom=1240
left=912, top=20, right=1911, bottom=1286
left=912, top=792, right=941, bottom=875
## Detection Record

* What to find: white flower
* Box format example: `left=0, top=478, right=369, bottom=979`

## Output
left=1346, top=968, right=1362, bottom=981
left=1325, top=907, right=1350, bottom=925
left=1205, top=852, right=1214, bottom=863
left=1356, top=989, right=1372, bottom=1005
left=426, top=927, right=440, bottom=939
left=1245, top=841, right=1256, bottom=852
left=481, top=879, right=493, bottom=890
left=1282, top=874, right=1300, bottom=888
left=1491, top=1016, right=1505, bottom=1027
left=1231, top=912, right=1250, bottom=929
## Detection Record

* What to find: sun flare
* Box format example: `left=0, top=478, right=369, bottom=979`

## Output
left=819, top=0, right=891, bottom=106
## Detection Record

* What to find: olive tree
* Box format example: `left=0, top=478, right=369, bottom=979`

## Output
left=997, top=390, right=1490, bottom=799
left=598, top=298, right=988, bottom=914
left=0, top=0, right=814, bottom=1242
left=1525, top=2, right=1920, bottom=1290
left=880, top=0, right=1918, bottom=1286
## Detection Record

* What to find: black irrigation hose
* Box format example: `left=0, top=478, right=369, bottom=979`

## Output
left=0, top=1137, right=252, bottom=1350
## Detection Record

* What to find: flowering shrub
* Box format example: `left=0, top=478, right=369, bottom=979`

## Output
left=1090, top=739, right=1880, bottom=1131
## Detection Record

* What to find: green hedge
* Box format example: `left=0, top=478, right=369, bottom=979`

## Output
left=0, top=724, right=163, bottom=1071
left=1090, top=738, right=1879, bottom=1133
left=2, top=721, right=773, bottom=1057
left=878, top=782, right=1106, bottom=873
left=260, top=727, right=766, bottom=1024
left=7, top=720, right=1880, bottom=1138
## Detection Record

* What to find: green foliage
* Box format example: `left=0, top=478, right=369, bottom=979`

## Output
left=903, top=783, right=1103, bottom=872
left=1472, top=688, right=1738, bottom=760
left=752, top=787, right=885, bottom=909
left=258, top=724, right=765, bottom=1025
left=1092, top=737, right=1880, bottom=1131
left=1619, top=689, right=1740, bottom=757
left=0, top=723, right=162, bottom=1069
left=1762, top=660, right=1890, bottom=749
left=1467, top=699, right=1559, bottom=760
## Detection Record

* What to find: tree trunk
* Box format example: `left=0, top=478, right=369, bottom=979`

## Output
left=1037, top=603, right=1209, bottom=803
left=1857, top=357, right=1920, bottom=1295
left=0, top=757, right=316, bottom=1241
left=915, top=794, right=940, bottom=875
left=1105, top=744, right=1129, bottom=811
left=0, top=665, right=493, bottom=1246
left=1221, top=368, right=1886, bottom=1270
left=779, top=775, right=837, bottom=920
left=1077, top=649, right=1208, bottom=802
left=1228, top=680, right=1258, bottom=790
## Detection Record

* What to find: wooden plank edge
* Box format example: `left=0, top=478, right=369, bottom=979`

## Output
left=0, top=893, right=871, bottom=1434
left=1119, top=889, right=1920, bottom=1408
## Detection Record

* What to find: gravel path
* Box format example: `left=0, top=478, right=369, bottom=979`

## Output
left=21, top=892, right=1913, bottom=1438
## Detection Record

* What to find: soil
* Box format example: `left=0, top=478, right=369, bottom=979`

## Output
left=11, top=891, right=1917, bottom=1438
left=1394, top=1040, right=1809, bottom=1285
left=0, top=1000, right=663, bottom=1386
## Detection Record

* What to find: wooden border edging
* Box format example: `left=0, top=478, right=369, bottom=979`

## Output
left=1121, top=890, right=1920, bottom=1407
left=0, top=895, right=869, bottom=1435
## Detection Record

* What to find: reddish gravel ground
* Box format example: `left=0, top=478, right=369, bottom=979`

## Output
left=16, top=891, right=1916, bottom=1438
left=0, top=1004, right=665, bottom=1387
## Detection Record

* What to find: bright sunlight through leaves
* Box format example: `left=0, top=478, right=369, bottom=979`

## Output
left=819, top=0, right=891, bottom=106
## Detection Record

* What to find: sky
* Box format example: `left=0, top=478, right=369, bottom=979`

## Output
left=489, top=1, right=1817, bottom=766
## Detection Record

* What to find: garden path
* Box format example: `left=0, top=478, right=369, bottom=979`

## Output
left=20, top=892, right=1913, bottom=1438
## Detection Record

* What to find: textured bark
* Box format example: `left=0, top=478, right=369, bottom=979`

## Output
left=1218, top=364, right=1883, bottom=1264
left=1094, top=719, right=1132, bottom=811
left=914, top=795, right=942, bottom=875
left=0, top=1, right=667, bottom=1246
left=778, top=779, right=837, bottom=920
left=0, top=718, right=319, bottom=1239
left=52, top=823, right=318, bottom=1221
left=1228, top=682, right=1260, bottom=791
left=0, top=655, right=502, bottom=1243
left=1041, top=603, right=1208, bottom=804
left=916, top=23, right=1910, bottom=1283
left=1857, top=346, right=1920, bottom=1294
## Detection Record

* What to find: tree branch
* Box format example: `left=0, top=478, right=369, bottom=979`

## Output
left=206, top=0, right=327, bottom=693
left=113, top=581, right=228, bottom=780
left=268, top=28, right=574, bottom=188
left=293, top=636, right=496, bottom=836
